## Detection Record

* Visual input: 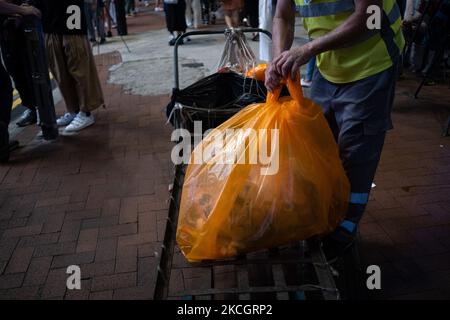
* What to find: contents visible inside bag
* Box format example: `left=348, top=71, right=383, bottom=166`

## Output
left=177, top=75, right=350, bottom=262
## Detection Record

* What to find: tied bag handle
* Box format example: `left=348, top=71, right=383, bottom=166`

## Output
left=267, top=72, right=305, bottom=106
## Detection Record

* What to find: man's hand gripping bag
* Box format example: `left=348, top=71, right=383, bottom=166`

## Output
left=176, top=77, right=350, bottom=262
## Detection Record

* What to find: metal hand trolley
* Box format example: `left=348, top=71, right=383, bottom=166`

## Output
left=154, top=29, right=364, bottom=300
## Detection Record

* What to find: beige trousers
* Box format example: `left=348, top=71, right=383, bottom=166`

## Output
left=45, top=34, right=104, bottom=113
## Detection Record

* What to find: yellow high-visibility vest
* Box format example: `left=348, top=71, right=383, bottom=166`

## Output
left=294, top=0, right=405, bottom=83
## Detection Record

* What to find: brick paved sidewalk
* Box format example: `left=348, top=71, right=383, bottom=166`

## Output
left=0, top=9, right=172, bottom=300
left=0, top=49, right=174, bottom=299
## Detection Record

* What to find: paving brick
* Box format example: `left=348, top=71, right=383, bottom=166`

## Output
left=35, top=196, right=70, bottom=208
left=89, top=290, right=114, bottom=300
left=138, top=243, right=161, bottom=258
left=42, top=268, right=68, bottom=299
left=168, top=269, right=184, bottom=295
left=51, top=251, right=96, bottom=269
left=91, top=272, right=137, bottom=292
left=115, top=246, right=137, bottom=274
left=7, top=218, right=29, bottom=229
left=0, top=273, right=24, bottom=290
left=119, top=197, right=139, bottom=224
left=80, top=215, right=119, bottom=230
left=65, top=279, right=91, bottom=300
left=138, top=211, right=157, bottom=234
left=76, top=229, right=99, bottom=253
left=138, top=195, right=169, bottom=212
left=42, top=213, right=66, bottom=234
left=59, top=220, right=81, bottom=243
left=66, top=208, right=102, bottom=221
left=18, top=233, right=59, bottom=248
left=101, top=198, right=121, bottom=217
left=2, top=224, right=43, bottom=239
left=95, top=238, right=117, bottom=262
left=80, top=260, right=115, bottom=278
left=5, top=247, right=34, bottom=274
left=98, top=223, right=137, bottom=239
left=0, top=286, right=39, bottom=300
left=34, top=241, right=77, bottom=258
left=23, top=257, right=53, bottom=286
left=138, top=257, right=158, bottom=291
left=113, top=285, right=153, bottom=300
left=0, top=238, right=19, bottom=261
left=117, top=232, right=157, bottom=248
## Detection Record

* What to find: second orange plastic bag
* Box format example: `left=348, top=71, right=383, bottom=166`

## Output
left=177, top=77, right=350, bottom=262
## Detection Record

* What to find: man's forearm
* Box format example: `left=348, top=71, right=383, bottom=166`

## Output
left=272, top=0, right=296, bottom=58
left=307, top=0, right=382, bottom=56
left=273, top=16, right=295, bottom=58
left=0, top=0, right=27, bottom=15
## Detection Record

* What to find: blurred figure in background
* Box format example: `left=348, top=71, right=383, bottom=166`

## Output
left=35, top=0, right=105, bottom=134
left=222, top=0, right=243, bottom=28
left=104, top=0, right=115, bottom=37
left=115, top=0, right=128, bottom=35
left=0, top=0, right=38, bottom=127
left=185, top=0, right=201, bottom=28
left=155, top=0, right=163, bottom=11
left=259, top=0, right=274, bottom=61
left=403, top=0, right=450, bottom=77
left=164, top=0, right=187, bottom=45
left=85, top=0, right=106, bottom=43
left=0, top=0, right=41, bottom=161
left=126, top=0, right=136, bottom=16
left=243, top=0, right=259, bottom=40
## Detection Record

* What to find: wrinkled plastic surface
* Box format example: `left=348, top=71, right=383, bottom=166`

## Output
left=166, top=72, right=268, bottom=132
left=217, top=29, right=256, bottom=74
left=176, top=77, right=350, bottom=262
left=246, top=63, right=267, bottom=81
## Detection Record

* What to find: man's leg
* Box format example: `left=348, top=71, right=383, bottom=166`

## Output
left=1, top=20, right=37, bottom=126
left=96, top=5, right=107, bottom=42
left=0, top=61, right=13, bottom=161
left=84, top=2, right=96, bottom=42
left=311, top=64, right=397, bottom=251
left=45, top=34, right=80, bottom=114
left=63, top=35, right=104, bottom=113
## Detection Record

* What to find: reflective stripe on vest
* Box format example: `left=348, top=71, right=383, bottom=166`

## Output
left=297, top=0, right=355, bottom=17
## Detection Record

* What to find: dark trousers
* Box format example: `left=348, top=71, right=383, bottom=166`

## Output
left=244, top=0, right=259, bottom=28
left=0, top=61, right=13, bottom=126
left=115, top=0, right=128, bottom=35
left=1, top=18, right=34, bottom=109
left=310, top=63, right=398, bottom=225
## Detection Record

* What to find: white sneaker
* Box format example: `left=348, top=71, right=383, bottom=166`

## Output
left=56, top=113, right=77, bottom=126
left=63, top=112, right=95, bottom=133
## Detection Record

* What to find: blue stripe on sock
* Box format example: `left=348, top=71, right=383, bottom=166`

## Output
left=341, top=220, right=356, bottom=233
left=350, top=192, right=369, bottom=204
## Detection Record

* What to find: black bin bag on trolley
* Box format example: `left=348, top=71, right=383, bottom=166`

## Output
left=166, top=72, right=271, bottom=133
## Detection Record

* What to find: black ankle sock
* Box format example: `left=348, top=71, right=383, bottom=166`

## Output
left=85, top=112, right=91, bottom=117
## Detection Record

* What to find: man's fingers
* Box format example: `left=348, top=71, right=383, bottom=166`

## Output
left=281, top=56, right=295, bottom=78
left=275, top=57, right=288, bottom=76
left=291, top=61, right=300, bottom=80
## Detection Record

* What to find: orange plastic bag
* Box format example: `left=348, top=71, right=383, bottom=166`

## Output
left=176, top=77, right=350, bottom=262
left=246, top=63, right=267, bottom=81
